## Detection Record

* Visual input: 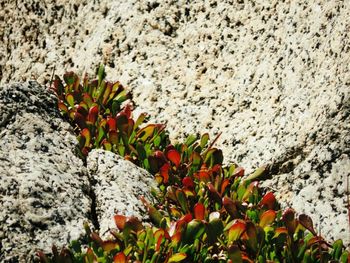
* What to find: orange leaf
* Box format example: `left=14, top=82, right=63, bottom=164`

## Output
left=114, top=215, right=127, bottom=230
left=160, top=163, right=170, bottom=184
left=113, top=252, right=127, bottom=263
left=259, top=210, right=276, bottom=228
left=167, top=149, right=181, bottom=167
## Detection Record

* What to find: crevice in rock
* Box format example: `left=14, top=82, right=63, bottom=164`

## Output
left=268, top=145, right=308, bottom=176
left=87, top=176, right=100, bottom=231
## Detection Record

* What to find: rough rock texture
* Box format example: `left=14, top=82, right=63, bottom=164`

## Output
left=2, top=0, right=350, bottom=245
left=87, top=149, right=157, bottom=237
left=0, top=82, right=91, bottom=261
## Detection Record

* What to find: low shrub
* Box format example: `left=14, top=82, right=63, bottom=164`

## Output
left=38, top=66, right=349, bottom=262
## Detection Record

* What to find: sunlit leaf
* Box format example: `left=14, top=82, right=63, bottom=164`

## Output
left=160, top=163, right=170, bottom=184
left=113, top=252, right=126, bottom=263
left=168, top=253, right=187, bottom=262
left=259, top=210, right=276, bottom=228
left=167, top=149, right=181, bottom=168
left=185, top=134, right=197, bottom=146
left=81, top=128, right=91, bottom=148
left=114, top=215, right=127, bottom=231
left=102, top=240, right=119, bottom=252
left=66, top=93, right=75, bottom=108
left=228, top=220, right=246, bottom=242
left=245, top=165, right=268, bottom=181
left=58, top=102, right=68, bottom=114
left=200, top=133, right=209, bottom=149
left=259, top=192, right=276, bottom=209
left=87, top=105, right=99, bottom=124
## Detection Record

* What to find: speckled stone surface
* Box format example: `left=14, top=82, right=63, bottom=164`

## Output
left=1, top=0, right=350, bottom=246
left=87, top=149, right=157, bottom=237
left=0, top=82, right=91, bottom=261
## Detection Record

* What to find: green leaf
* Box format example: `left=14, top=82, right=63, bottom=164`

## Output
left=66, top=93, right=75, bottom=108
left=136, top=143, right=146, bottom=161
left=185, top=134, right=197, bottom=146
left=168, top=253, right=187, bottom=262
left=97, top=64, right=105, bottom=86
left=227, top=245, right=243, bottom=263
left=134, top=113, right=147, bottom=131
left=63, top=71, right=76, bottom=86
left=206, top=218, right=224, bottom=245
left=332, top=239, right=343, bottom=260
left=114, top=89, right=128, bottom=103
left=245, top=165, right=268, bottom=181
left=183, top=219, right=205, bottom=244
left=200, top=133, right=209, bottom=149
left=176, top=189, right=188, bottom=213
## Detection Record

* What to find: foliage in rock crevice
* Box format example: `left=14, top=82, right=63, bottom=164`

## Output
left=38, top=66, right=349, bottom=263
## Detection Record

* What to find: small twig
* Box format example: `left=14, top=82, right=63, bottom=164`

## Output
left=207, top=131, right=222, bottom=150
left=49, top=65, right=56, bottom=91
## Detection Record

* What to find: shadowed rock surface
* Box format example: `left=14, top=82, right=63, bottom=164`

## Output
left=1, top=0, right=350, bottom=247
left=0, top=81, right=158, bottom=260
left=0, top=82, right=91, bottom=261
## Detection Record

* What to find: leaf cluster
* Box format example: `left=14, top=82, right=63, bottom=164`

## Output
left=39, top=67, right=349, bottom=263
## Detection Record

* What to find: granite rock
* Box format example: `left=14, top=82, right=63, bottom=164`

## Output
left=2, top=0, right=350, bottom=246
left=87, top=149, right=157, bottom=237
left=0, top=82, right=92, bottom=261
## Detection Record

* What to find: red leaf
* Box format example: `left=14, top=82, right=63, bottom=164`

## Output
left=222, top=196, right=239, bottom=218
left=182, top=176, right=194, bottom=189
left=259, top=192, right=276, bottom=209
left=167, top=149, right=181, bottom=168
left=107, top=117, right=117, bottom=131
left=180, top=213, right=193, bottom=223
left=87, top=105, right=99, bottom=124
left=198, top=170, right=210, bottom=182
left=220, top=178, right=230, bottom=195
left=123, top=104, right=132, bottom=118
left=282, top=208, right=297, bottom=234
left=233, top=167, right=245, bottom=177
left=74, top=111, right=86, bottom=129
left=160, top=163, right=170, bottom=184
left=194, top=203, right=205, bottom=220
left=207, top=183, right=222, bottom=204
left=113, top=252, right=127, bottom=263
left=299, top=214, right=316, bottom=236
